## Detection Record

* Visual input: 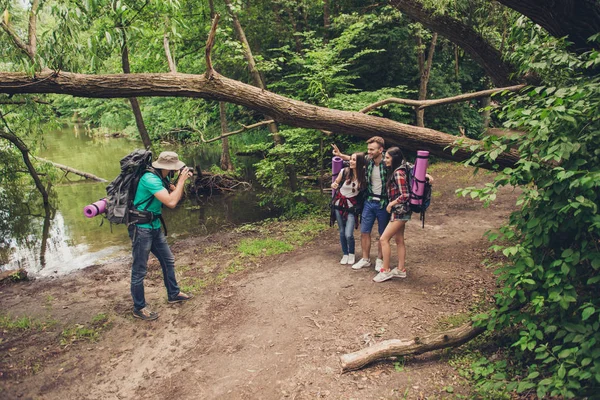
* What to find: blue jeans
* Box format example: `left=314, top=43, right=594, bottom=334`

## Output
left=360, top=200, right=391, bottom=235
left=128, top=226, right=180, bottom=311
left=335, top=210, right=356, bottom=255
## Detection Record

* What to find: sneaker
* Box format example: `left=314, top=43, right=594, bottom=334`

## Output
left=352, top=258, right=371, bottom=270
left=133, top=307, right=159, bottom=321
left=340, top=255, right=349, bottom=264
left=168, top=292, right=193, bottom=304
left=373, top=270, right=396, bottom=283
left=375, top=258, right=384, bottom=272
left=392, top=268, right=407, bottom=278
left=347, top=254, right=355, bottom=265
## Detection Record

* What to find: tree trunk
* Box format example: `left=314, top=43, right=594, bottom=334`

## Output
left=416, top=31, right=438, bottom=127
left=35, top=157, right=108, bottom=182
left=481, top=96, right=491, bottom=130
left=390, top=0, right=517, bottom=87
left=340, top=323, right=485, bottom=372
left=224, top=0, right=281, bottom=144
left=0, top=129, right=51, bottom=214
left=120, top=31, right=152, bottom=150
left=219, top=102, right=235, bottom=172
left=163, top=33, right=177, bottom=73
left=0, top=70, right=523, bottom=170
left=323, top=0, right=331, bottom=42
left=497, top=0, right=600, bottom=53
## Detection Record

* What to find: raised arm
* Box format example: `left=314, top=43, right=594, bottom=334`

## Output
left=153, top=167, right=193, bottom=209
left=331, top=144, right=351, bottom=161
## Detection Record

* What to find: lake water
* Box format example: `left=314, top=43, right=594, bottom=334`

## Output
left=0, top=125, right=276, bottom=277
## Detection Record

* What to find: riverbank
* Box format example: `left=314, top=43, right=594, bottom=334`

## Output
left=0, top=162, right=518, bottom=399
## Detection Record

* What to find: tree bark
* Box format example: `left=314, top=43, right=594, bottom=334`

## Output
left=0, top=70, right=523, bottom=169
left=390, top=0, right=517, bottom=87
left=481, top=96, right=491, bottom=130
left=340, top=323, right=485, bottom=372
left=218, top=102, right=235, bottom=172
left=323, top=0, right=331, bottom=42
left=497, top=0, right=600, bottom=53
left=120, top=30, right=152, bottom=150
left=416, top=31, right=438, bottom=127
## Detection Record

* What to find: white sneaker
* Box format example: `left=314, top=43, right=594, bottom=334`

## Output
left=352, top=258, right=371, bottom=270
left=373, top=269, right=396, bottom=283
left=347, top=254, right=355, bottom=265
left=375, top=258, right=384, bottom=272
left=340, top=255, right=349, bottom=264
left=391, top=268, right=407, bottom=278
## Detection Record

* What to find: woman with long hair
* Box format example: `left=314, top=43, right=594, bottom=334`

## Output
left=373, top=146, right=411, bottom=282
left=331, top=152, right=367, bottom=265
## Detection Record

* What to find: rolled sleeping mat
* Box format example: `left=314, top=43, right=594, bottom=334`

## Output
left=83, top=198, right=107, bottom=218
left=410, top=151, right=429, bottom=207
left=332, top=156, right=344, bottom=197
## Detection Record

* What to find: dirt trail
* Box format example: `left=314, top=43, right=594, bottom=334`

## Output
left=0, top=164, right=517, bottom=399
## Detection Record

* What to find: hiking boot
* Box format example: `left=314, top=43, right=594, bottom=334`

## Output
left=375, top=258, right=384, bottom=272
left=133, top=307, right=159, bottom=321
left=168, top=292, right=193, bottom=304
left=347, top=254, right=355, bottom=265
left=340, top=255, right=349, bottom=264
left=373, top=270, right=396, bottom=283
left=392, top=268, right=407, bottom=278
left=352, top=258, right=371, bottom=270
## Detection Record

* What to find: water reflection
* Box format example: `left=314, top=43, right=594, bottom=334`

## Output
left=1, top=125, right=276, bottom=276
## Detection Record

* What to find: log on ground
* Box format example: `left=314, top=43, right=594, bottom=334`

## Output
left=340, top=322, right=485, bottom=372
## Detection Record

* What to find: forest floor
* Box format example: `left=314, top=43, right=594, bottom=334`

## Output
left=0, top=162, right=519, bottom=400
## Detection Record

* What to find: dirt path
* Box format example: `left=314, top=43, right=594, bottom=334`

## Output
left=0, top=164, right=517, bottom=399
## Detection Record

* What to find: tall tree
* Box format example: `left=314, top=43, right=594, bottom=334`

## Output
left=415, top=27, right=438, bottom=127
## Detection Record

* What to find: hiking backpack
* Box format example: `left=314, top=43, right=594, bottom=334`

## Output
left=399, top=162, right=432, bottom=228
left=105, top=149, right=154, bottom=225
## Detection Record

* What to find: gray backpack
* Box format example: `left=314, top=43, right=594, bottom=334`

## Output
left=105, top=150, right=153, bottom=225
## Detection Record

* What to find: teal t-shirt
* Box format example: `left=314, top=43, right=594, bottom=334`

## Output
left=133, top=172, right=166, bottom=229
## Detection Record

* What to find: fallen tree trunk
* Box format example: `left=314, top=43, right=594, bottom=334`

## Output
left=0, top=70, right=522, bottom=169
left=340, top=322, right=485, bottom=372
left=36, top=157, right=107, bottom=182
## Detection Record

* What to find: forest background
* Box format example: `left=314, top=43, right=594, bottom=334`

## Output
left=1, top=0, right=599, bottom=398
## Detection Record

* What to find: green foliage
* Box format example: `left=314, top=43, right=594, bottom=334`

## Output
left=237, top=238, right=293, bottom=257
left=457, top=33, right=600, bottom=398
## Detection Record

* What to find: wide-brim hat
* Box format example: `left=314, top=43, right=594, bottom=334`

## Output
left=152, top=151, right=186, bottom=170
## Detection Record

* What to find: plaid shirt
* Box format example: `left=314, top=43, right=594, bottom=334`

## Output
left=388, top=165, right=410, bottom=208
left=366, top=154, right=388, bottom=208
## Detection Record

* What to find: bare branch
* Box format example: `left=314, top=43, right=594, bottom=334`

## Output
left=164, top=33, right=177, bottom=73
left=359, top=84, right=526, bottom=114
left=201, top=120, right=275, bottom=143
left=205, top=14, right=220, bottom=79
left=34, top=157, right=108, bottom=182
left=1, top=20, right=33, bottom=60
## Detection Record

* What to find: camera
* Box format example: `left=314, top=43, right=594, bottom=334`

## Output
left=342, top=160, right=350, bottom=168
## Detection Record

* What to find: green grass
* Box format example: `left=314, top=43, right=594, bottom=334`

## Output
left=179, top=276, right=208, bottom=294
left=237, top=238, right=294, bottom=257
left=60, top=313, right=111, bottom=346
left=0, top=314, right=50, bottom=331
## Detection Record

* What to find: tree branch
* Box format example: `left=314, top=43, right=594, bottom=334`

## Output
left=0, top=70, right=523, bottom=169
left=390, top=0, right=518, bottom=87
left=359, top=84, right=526, bottom=114
left=164, top=32, right=177, bottom=73
left=205, top=14, right=220, bottom=79
left=200, top=120, right=275, bottom=143
left=34, top=157, right=108, bottom=182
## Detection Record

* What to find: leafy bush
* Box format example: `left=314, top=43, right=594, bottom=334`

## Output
left=457, top=32, right=600, bottom=398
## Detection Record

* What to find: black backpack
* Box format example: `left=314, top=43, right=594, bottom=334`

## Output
left=105, top=149, right=154, bottom=225
left=399, top=162, right=432, bottom=228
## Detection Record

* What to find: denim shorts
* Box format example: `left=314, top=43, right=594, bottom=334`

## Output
left=360, top=200, right=390, bottom=235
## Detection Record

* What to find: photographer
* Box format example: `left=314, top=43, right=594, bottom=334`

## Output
left=128, top=151, right=193, bottom=321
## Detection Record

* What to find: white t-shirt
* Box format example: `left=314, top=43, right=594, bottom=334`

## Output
left=339, top=178, right=358, bottom=198
left=371, top=165, right=383, bottom=197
